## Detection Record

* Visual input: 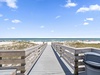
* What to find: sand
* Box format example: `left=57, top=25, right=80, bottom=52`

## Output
left=83, top=41, right=100, bottom=44
left=0, top=42, right=13, bottom=45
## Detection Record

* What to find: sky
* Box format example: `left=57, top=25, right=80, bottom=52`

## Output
left=0, top=0, right=100, bottom=38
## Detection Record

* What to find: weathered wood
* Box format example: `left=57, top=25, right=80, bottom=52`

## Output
left=0, top=59, right=25, bottom=64
left=78, top=67, right=85, bottom=71
left=25, top=55, right=39, bottom=75
left=52, top=43, right=92, bottom=75
left=75, top=56, right=84, bottom=60
left=62, top=46, right=76, bottom=53
left=78, top=62, right=84, bottom=66
left=63, top=53, right=75, bottom=65
left=0, top=66, right=25, bottom=71
left=64, top=50, right=75, bottom=59
left=25, top=44, right=46, bottom=75
left=0, top=43, right=47, bottom=75
left=74, top=54, right=78, bottom=75
left=52, top=43, right=100, bottom=75
left=16, top=73, right=24, bottom=75
left=25, top=44, right=47, bottom=75
left=0, top=51, right=25, bottom=57
left=25, top=45, right=40, bottom=56
left=62, top=56, right=74, bottom=70
left=25, top=54, right=36, bottom=63
left=0, top=57, right=2, bottom=67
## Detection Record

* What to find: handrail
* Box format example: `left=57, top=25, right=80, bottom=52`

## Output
left=0, top=43, right=47, bottom=75
left=51, top=43, right=94, bottom=75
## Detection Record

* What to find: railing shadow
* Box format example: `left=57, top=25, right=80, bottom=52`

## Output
left=52, top=46, right=73, bottom=75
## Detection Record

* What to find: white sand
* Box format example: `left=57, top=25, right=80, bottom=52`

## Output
left=0, top=42, right=13, bottom=45
left=31, top=42, right=52, bottom=45
left=31, top=42, right=44, bottom=44
left=47, top=42, right=51, bottom=45
left=0, top=41, right=51, bottom=45
left=83, top=41, right=100, bottom=44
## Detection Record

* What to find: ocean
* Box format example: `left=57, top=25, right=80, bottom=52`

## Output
left=0, top=38, right=100, bottom=42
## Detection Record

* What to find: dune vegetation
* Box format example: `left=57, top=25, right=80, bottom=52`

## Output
left=64, top=42, right=100, bottom=48
left=0, top=41, right=37, bottom=50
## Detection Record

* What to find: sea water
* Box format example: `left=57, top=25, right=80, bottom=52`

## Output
left=0, top=38, right=100, bottom=42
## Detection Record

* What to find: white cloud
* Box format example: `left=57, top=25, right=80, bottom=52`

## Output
left=12, top=19, right=21, bottom=23
left=86, top=18, right=94, bottom=21
left=40, top=26, right=44, bottom=28
left=11, top=27, right=15, bottom=29
left=77, top=4, right=100, bottom=13
left=4, top=18, right=9, bottom=21
left=77, top=7, right=89, bottom=12
left=83, top=22, right=89, bottom=25
left=55, top=16, right=61, bottom=19
left=65, top=3, right=77, bottom=7
left=0, top=14, right=3, bottom=17
left=0, top=0, right=18, bottom=9
left=64, top=0, right=77, bottom=8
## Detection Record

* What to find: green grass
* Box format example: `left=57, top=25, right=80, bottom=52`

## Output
left=0, top=41, right=37, bottom=50
left=65, top=42, right=100, bottom=48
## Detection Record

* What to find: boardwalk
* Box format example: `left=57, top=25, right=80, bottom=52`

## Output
left=29, top=45, right=66, bottom=75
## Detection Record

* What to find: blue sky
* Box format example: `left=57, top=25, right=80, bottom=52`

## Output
left=0, top=0, right=100, bottom=38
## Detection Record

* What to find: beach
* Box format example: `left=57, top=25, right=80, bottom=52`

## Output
left=0, top=42, right=13, bottom=45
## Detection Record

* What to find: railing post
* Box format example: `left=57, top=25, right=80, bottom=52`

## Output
left=21, top=56, right=25, bottom=73
left=0, top=57, right=2, bottom=67
left=60, top=47, right=63, bottom=57
left=56, top=45, right=58, bottom=51
left=74, top=54, right=78, bottom=75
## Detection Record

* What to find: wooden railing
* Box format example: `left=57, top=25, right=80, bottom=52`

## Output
left=0, top=43, right=47, bottom=75
left=51, top=43, right=100, bottom=75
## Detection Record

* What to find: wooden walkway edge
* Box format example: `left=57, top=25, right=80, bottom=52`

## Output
left=29, top=45, right=66, bottom=75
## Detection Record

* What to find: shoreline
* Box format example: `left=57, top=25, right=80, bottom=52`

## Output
left=1, top=40, right=100, bottom=45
